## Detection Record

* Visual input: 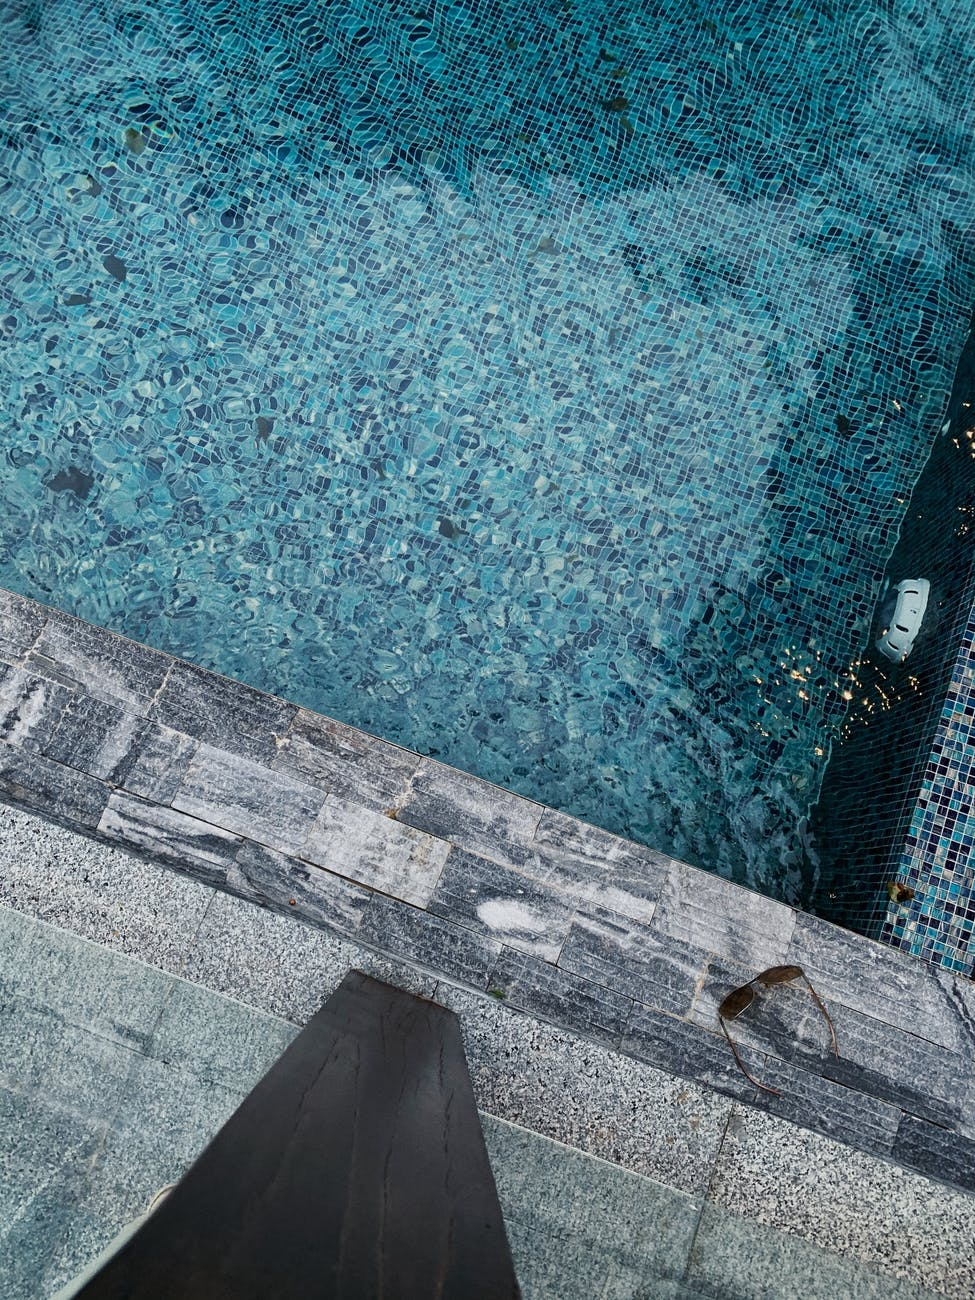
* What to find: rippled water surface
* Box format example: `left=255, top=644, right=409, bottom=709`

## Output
left=2, top=0, right=974, bottom=900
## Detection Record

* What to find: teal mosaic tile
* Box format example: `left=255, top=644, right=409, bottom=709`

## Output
left=2, top=0, right=974, bottom=904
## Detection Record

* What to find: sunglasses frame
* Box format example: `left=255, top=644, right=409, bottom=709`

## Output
left=717, top=964, right=838, bottom=1097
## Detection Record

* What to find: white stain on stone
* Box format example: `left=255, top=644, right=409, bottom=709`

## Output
left=477, top=898, right=542, bottom=934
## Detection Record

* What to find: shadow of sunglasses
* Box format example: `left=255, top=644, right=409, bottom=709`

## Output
left=717, top=964, right=839, bottom=1097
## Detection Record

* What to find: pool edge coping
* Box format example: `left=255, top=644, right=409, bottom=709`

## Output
left=1, top=582, right=974, bottom=1200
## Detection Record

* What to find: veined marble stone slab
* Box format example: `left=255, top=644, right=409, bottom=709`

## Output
left=113, top=724, right=199, bottom=804
left=497, top=810, right=662, bottom=924
left=98, top=792, right=240, bottom=887
left=273, top=710, right=420, bottom=810
left=788, top=911, right=975, bottom=1055
left=690, top=955, right=964, bottom=1129
left=40, top=694, right=150, bottom=783
left=0, top=745, right=108, bottom=830
left=755, top=1057, right=902, bottom=1158
left=30, top=612, right=171, bottom=714
left=558, top=906, right=707, bottom=1017
left=227, top=841, right=371, bottom=937
left=0, top=589, right=45, bottom=663
left=0, top=667, right=71, bottom=752
left=895, top=1114, right=975, bottom=1194
left=172, top=743, right=325, bottom=855
left=151, top=660, right=295, bottom=762
left=651, top=858, right=796, bottom=970
left=303, top=796, right=449, bottom=906
left=429, top=846, right=575, bottom=961
left=396, top=759, right=543, bottom=864
left=623, top=1002, right=765, bottom=1103
left=487, top=945, right=634, bottom=1047
left=359, top=894, right=501, bottom=988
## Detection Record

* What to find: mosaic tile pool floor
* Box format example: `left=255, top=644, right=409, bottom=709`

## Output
left=2, top=0, right=974, bottom=904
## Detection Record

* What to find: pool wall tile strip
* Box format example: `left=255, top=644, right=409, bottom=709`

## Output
left=1, top=584, right=974, bottom=1203
left=881, top=611, right=975, bottom=971
left=810, top=317, right=975, bottom=976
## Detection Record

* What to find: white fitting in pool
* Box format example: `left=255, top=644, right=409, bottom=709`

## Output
left=876, top=579, right=930, bottom=663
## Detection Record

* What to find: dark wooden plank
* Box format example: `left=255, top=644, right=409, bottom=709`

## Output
left=78, top=972, right=520, bottom=1299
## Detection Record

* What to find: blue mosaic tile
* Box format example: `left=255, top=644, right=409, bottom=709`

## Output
left=878, top=608, right=975, bottom=974
left=1, top=0, right=974, bottom=903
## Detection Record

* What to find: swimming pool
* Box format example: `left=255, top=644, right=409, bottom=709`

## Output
left=2, top=0, right=973, bottom=904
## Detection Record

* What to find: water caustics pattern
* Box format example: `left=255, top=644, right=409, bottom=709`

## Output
left=2, top=0, right=974, bottom=902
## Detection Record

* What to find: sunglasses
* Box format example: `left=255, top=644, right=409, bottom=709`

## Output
left=717, top=964, right=839, bottom=1097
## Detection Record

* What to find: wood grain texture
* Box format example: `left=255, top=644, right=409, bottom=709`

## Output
left=77, top=971, right=521, bottom=1299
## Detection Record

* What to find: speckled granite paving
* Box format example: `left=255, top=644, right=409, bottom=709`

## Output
left=1, top=586, right=974, bottom=1203
left=3, top=901, right=967, bottom=1298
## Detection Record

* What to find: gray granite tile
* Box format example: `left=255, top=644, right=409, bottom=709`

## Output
left=0, top=587, right=46, bottom=663
left=303, top=795, right=449, bottom=906
left=112, top=723, right=198, bottom=802
left=0, top=1003, right=140, bottom=1129
left=687, top=1199, right=941, bottom=1300
left=359, top=894, right=502, bottom=988
left=0, top=1087, right=109, bottom=1300
left=151, top=659, right=295, bottom=762
left=429, top=847, right=575, bottom=961
left=753, top=1058, right=901, bottom=1159
left=0, top=744, right=109, bottom=830
left=559, top=906, right=707, bottom=1016
left=502, top=1219, right=677, bottom=1300
left=438, top=982, right=735, bottom=1193
left=651, top=858, right=796, bottom=971
left=273, top=709, right=419, bottom=809
left=708, top=1105, right=975, bottom=1299
left=97, top=791, right=240, bottom=887
left=0, top=666, right=72, bottom=751
left=0, top=805, right=212, bottom=972
left=148, top=975, right=297, bottom=1091
left=0, top=904, right=174, bottom=1051
left=895, top=1114, right=975, bottom=1194
left=30, top=611, right=172, bottom=714
left=788, top=912, right=975, bottom=1054
left=622, top=1002, right=765, bottom=1103
left=172, top=743, right=324, bottom=854
left=689, top=956, right=963, bottom=1129
left=396, top=758, right=543, bottom=863
left=87, top=1052, right=246, bottom=1223
left=29, top=1208, right=122, bottom=1300
left=487, top=945, right=633, bottom=1046
left=40, top=694, right=150, bottom=781
left=227, top=840, right=370, bottom=936
left=483, top=1113, right=700, bottom=1300
left=180, top=889, right=438, bottom=1023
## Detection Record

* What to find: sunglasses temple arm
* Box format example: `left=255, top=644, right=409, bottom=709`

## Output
left=719, top=1018, right=781, bottom=1097
left=801, top=976, right=839, bottom=1056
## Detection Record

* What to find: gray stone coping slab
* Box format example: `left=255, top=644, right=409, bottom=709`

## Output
left=1, top=586, right=974, bottom=1197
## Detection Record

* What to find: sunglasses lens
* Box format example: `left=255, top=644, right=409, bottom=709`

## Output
left=718, top=986, right=755, bottom=1019
left=757, top=964, right=803, bottom=987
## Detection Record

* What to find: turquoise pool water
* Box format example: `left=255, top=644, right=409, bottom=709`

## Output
left=2, top=0, right=973, bottom=902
